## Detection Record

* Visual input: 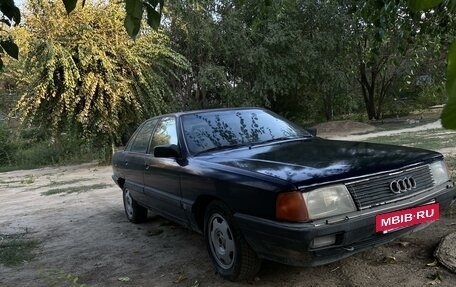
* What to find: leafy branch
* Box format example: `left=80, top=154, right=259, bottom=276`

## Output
left=0, top=0, right=21, bottom=70
left=61, top=0, right=163, bottom=38
left=408, top=0, right=456, bottom=129
left=1, top=0, right=163, bottom=71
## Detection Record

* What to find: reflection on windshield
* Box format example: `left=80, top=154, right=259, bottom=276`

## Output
left=182, top=109, right=310, bottom=154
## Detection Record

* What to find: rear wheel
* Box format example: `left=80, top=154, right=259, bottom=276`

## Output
left=204, top=201, right=262, bottom=281
left=123, top=187, right=147, bottom=223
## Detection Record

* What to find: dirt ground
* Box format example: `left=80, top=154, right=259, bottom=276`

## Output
left=314, top=120, right=376, bottom=137
left=328, top=120, right=444, bottom=142
left=1, top=127, right=456, bottom=287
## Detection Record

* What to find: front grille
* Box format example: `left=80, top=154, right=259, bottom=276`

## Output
left=346, top=165, right=434, bottom=210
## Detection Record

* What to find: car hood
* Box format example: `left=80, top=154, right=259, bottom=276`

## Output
left=199, top=138, right=442, bottom=187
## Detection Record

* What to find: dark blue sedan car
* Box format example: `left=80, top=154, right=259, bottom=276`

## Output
left=112, top=107, right=455, bottom=281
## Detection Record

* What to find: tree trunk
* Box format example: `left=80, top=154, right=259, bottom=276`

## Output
left=102, top=135, right=115, bottom=164
left=359, top=62, right=378, bottom=120
left=323, top=93, right=333, bottom=121
left=103, top=145, right=113, bottom=164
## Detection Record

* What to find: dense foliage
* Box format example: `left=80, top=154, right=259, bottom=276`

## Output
left=10, top=1, right=187, bottom=156
left=347, top=0, right=448, bottom=120
left=162, top=0, right=453, bottom=122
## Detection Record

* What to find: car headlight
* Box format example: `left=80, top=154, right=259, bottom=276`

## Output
left=302, top=185, right=356, bottom=220
left=430, top=161, right=450, bottom=186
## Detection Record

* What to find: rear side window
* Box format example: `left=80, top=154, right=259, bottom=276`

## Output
left=128, top=120, right=157, bottom=153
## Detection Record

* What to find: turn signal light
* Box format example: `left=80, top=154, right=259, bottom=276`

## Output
left=276, top=192, right=309, bottom=222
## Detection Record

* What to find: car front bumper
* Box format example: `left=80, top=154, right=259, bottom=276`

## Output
left=235, top=184, right=456, bottom=267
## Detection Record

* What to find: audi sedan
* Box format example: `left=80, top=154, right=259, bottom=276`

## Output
left=112, top=107, right=455, bottom=281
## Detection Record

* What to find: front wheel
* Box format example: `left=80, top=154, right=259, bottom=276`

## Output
left=122, top=187, right=148, bottom=223
left=204, top=201, right=262, bottom=281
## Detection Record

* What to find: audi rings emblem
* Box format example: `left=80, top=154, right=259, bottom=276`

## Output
left=389, top=177, right=417, bottom=194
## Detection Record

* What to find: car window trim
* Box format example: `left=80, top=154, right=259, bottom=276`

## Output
left=128, top=118, right=159, bottom=154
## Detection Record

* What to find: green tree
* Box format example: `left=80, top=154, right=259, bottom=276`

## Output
left=165, top=0, right=224, bottom=108
left=1, top=0, right=164, bottom=73
left=344, top=0, right=452, bottom=120
left=11, top=0, right=187, bottom=158
left=407, top=0, right=456, bottom=129
left=165, top=0, right=356, bottom=121
left=232, top=0, right=354, bottom=121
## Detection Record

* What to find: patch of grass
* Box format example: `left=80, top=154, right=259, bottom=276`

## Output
left=39, top=269, right=87, bottom=287
left=20, top=175, right=35, bottom=184
left=0, top=233, right=40, bottom=267
left=0, top=177, right=35, bottom=186
left=49, top=179, right=91, bottom=187
left=367, top=118, right=437, bottom=133
left=0, top=179, right=22, bottom=185
left=0, top=165, right=41, bottom=173
left=26, top=178, right=93, bottom=192
left=41, top=183, right=111, bottom=196
left=365, top=129, right=456, bottom=151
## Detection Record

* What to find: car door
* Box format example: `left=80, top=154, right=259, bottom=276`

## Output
left=123, top=119, right=158, bottom=203
left=143, top=116, right=187, bottom=225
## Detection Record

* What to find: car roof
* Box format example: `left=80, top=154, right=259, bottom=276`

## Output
left=147, top=107, right=267, bottom=120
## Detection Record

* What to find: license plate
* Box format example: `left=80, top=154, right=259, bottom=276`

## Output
left=375, top=203, right=439, bottom=233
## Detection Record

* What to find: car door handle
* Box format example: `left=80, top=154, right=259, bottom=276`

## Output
left=124, top=161, right=128, bottom=166
left=145, top=164, right=150, bottom=170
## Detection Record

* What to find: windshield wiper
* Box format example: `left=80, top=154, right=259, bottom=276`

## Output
left=252, top=136, right=297, bottom=145
left=252, top=135, right=312, bottom=146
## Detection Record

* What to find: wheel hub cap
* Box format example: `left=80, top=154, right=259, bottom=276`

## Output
left=125, top=190, right=133, bottom=218
left=208, top=213, right=235, bottom=269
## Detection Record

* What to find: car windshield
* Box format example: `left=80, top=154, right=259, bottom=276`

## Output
left=182, top=109, right=311, bottom=154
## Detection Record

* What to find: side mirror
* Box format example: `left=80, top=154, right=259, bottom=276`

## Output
left=154, top=144, right=181, bottom=158
left=305, top=127, right=317, bottom=136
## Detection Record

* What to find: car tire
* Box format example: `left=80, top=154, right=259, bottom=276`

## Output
left=122, top=187, right=148, bottom=223
left=204, top=200, right=262, bottom=281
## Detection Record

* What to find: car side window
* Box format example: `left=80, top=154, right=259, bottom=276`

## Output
left=129, top=120, right=157, bottom=153
left=149, top=117, right=178, bottom=153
